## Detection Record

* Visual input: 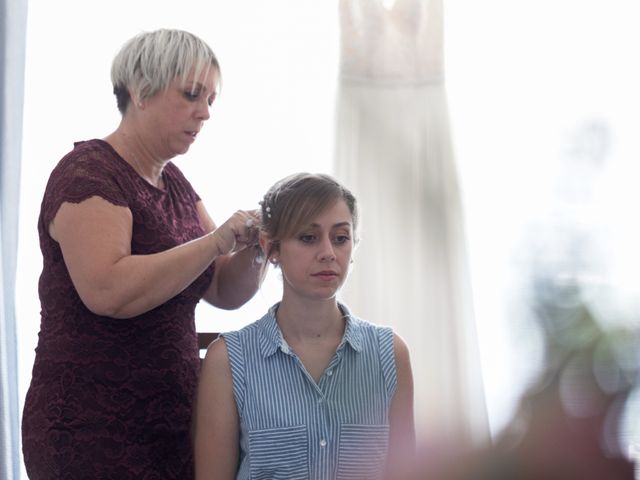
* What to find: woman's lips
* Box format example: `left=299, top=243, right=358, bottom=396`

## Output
left=312, top=271, right=338, bottom=280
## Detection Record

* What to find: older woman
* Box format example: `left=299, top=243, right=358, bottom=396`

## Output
left=21, top=29, right=263, bottom=478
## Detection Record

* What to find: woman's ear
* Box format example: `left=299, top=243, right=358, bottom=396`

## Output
left=348, top=239, right=358, bottom=266
left=127, top=87, right=144, bottom=110
left=259, top=233, right=280, bottom=266
left=258, top=233, right=271, bottom=259
left=258, top=232, right=271, bottom=257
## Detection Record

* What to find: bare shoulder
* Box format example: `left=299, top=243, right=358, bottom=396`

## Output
left=202, top=336, right=231, bottom=374
left=51, top=195, right=132, bottom=241
left=392, top=332, right=411, bottom=363
left=391, top=332, right=413, bottom=386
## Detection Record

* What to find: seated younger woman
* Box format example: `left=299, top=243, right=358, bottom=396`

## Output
left=194, top=172, right=415, bottom=479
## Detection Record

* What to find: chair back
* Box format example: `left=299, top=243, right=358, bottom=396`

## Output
left=197, top=332, right=219, bottom=359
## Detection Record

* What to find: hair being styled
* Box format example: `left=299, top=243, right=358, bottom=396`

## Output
left=260, top=173, right=359, bottom=259
left=111, top=29, right=220, bottom=114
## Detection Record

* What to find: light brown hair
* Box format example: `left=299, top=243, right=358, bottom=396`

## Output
left=260, top=173, right=359, bottom=259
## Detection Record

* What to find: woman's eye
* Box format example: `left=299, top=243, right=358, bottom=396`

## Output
left=299, top=234, right=315, bottom=243
left=334, top=235, right=350, bottom=244
left=184, top=91, right=200, bottom=101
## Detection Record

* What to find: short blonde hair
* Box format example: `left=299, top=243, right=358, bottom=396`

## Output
left=111, top=29, right=220, bottom=113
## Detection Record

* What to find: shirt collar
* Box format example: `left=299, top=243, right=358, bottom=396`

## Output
left=258, top=302, right=363, bottom=358
left=338, top=302, right=364, bottom=353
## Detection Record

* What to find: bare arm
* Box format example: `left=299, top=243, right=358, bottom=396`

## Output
left=387, top=333, right=416, bottom=476
left=193, top=338, right=240, bottom=480
left=50, top=196, right=257, bottom=319
left=196, top=202, right=267, bottom=309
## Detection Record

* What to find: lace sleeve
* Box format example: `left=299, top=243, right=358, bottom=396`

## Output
left=41, top=140, right=133, bottom=227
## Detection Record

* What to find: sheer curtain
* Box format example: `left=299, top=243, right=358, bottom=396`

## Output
left=334, top=0, right=487, bottom=444
left=1, top=0, right=28, bottom=478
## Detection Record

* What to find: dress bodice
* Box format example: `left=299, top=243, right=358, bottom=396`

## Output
left=339, top=0, right=443, bottom=85
left=22, top=139, right=213, bottom=478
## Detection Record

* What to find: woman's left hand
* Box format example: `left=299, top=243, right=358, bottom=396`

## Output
left=212, top=209, right=260, bottom=256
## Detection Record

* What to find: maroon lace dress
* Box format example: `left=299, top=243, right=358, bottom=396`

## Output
left=22, top=139, right=214, bottom=479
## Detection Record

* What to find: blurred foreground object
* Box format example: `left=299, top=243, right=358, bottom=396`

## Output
left=395, top=278, right=638, bottom=479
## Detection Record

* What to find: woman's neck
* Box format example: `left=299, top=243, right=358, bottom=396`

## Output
left=276, top=298, right=345, bottom=344
left=105, top=127, right=165, bottom=189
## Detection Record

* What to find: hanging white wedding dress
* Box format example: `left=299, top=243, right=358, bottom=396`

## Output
left=334, top=0, right=488, bottom=444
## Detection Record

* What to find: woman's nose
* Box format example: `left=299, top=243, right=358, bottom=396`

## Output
left=318, top=238, right=336, bottom=262
left=197, top=100, right=210, bottom=120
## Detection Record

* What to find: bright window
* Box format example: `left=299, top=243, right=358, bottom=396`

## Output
left=17, top=2, right=640, bottom=477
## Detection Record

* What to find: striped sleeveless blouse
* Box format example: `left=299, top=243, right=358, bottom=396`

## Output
left=222, top=302, right=397, bottom=480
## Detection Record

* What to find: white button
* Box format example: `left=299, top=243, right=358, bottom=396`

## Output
left=320, top=439, right=327, bottom=447
left=326, top=370, right=333, bottom=376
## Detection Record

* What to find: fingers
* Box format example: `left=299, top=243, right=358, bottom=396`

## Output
left=215, top=210, right=261, bottom=256
left=235, top=210, right=260, bottom=247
